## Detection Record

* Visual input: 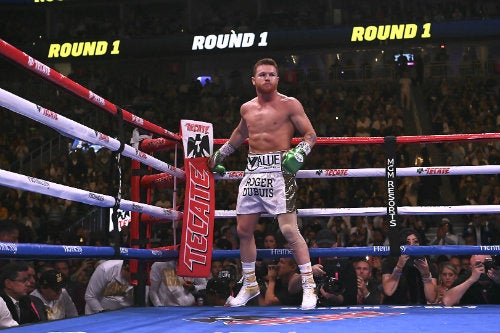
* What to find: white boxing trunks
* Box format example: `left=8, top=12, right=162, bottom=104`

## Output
left=236, top=151, right=297, bottom=215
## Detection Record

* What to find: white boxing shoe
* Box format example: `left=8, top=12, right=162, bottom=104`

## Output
left=301, top=285, right=317, bottom=310
left=226, top=283, right=260, bottom=307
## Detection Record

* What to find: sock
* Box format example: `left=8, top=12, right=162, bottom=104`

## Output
left=298, top=262, right=312, bottom=274
left=241, top=261, right=257, bottom=286
left=298, top=262, right=315, bottom=288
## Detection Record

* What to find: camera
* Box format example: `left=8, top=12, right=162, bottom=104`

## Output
left=317, top=259, right=345, bottom=295
left=318, top=274, right=345, bottom=295
left=206, top=270, right=234, bottom=298
left=483, top=258, right=495, bottom=271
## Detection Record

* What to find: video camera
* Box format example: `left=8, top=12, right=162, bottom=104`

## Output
left=317, top=259, right=345, bottom=295
left=206, top=269, right=235, bottom=299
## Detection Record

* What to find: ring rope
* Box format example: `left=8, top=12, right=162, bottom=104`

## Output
left=1, top=38, right=499, bottom=267
left=216, top=164, right=500, bottom=180
left=1, top=243, right=499, bottom=260
left=0, top=87, right=185, bottom=179
left=0, top=38, right=181, bottom=141
left=0, top=168, right=182, bottom=220
left=215, top=204, right=500, bottom=219
left=214, top=132, right=500, bottom=146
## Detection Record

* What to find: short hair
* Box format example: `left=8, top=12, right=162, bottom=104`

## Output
left=253, top=58, right=278, bottom=76
left=0, top=262, right=29, bottom=288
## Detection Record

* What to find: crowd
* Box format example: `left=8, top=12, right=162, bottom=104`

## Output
left=0, top=52, right=499, bottom=317
left=2, top=221, right=500, bottom=328
left=2, top=0, right=500, bottom=46
left=0, top=63, right=498, bottom=325
left=0, top=0, right=499, bottom=328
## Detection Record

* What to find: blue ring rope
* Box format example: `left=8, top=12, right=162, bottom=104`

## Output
left=1, top=243, right=499, bottom=260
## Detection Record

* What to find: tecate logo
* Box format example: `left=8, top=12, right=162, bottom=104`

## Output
left=88, top=192, right=105, bottom=201
left=27, top=177, right=50, bottom=188
left=63, top=245, right=83, bottom=253
left=0, top=243, right=17, bottom=254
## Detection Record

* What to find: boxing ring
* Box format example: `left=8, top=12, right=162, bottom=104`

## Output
left=1, top=38, right=500, bottom=333
left=1, top=305, right=499, bottom=333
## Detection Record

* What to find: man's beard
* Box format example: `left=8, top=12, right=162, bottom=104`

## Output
left=256, top=83, right=276, bottom=94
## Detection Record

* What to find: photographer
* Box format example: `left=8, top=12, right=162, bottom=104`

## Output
left=204, top=269, right=237, bottom=306
left=262, top=258, right=302, bottom=307
left=312, top=229, right=357, bottom=306
left=442, top=254, right=500, bottom=305
left=381, top=228, right=437, bottom=304
left=149, top=260, right=207, bottom=306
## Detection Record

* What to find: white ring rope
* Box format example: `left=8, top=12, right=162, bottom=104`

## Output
left=1, top=84, right=498, bottom=226
left=215, top=205, right=500, bottom=218
left=0, top=168, right=182, bottom=220
left=0, top=87, right=185, bottom=179
left=217, top=165, right=500, bottom=180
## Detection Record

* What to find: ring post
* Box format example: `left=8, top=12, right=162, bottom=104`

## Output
left=385, top=136, right=401, bottom=256
left=177, top=120, right=215, bottom=277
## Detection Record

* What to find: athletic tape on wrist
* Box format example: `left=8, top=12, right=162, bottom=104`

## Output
left=220, top=141, right=236, bottom=156
left=296, top=141, right=311, bottom=156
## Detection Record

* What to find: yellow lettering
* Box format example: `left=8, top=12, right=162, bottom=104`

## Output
left=110, top=40, right=120, bottom=54
left=404, top=24, right=418, bottom=38
left=389, top=24, right=405, bottom=40
left=351, top=23, right=427, bottom=42
left=71, top=42, right=83, bottom=57
left=421, top=22, right=432, bottom=38
left=351, top=26, right=365, bottom=41
left=95, top=41, right=108, bottom=55
left=60, top=43, right=72, bottom=57
left=46, top=40, right=115, bottom=58
left=82, top=42, right=96, bottom=56
left=377, top=25, right=391, bottom=40
left=364, top=26, right=377, bottom=41
left=47, top=43, right=60, bottom=58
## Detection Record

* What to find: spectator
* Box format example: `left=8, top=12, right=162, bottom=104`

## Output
left=429, top=218, right=465, bottom=246
left=381, top=228, right=437, bottom=304
left=0, top=297, right=18, bottom=328
left=258, top=232, right=283, bottom=280
left=312, top=228, right=357, bottom=306
left=261, top=258, right=302, bottom=306
left=462, top=214, right=497, bottom=245
left=209, top=259, right=223, bottom=280
left=149, top=260, right=207, bottom=306
left=30, top=269, right=78, bottom=320
left=443, top=255, right=500, bottom=305
left=154, top=192, right=172, bottom=209
left=459, top=256, right=472, bottom=274
left=353, top=258, right=382, bottom=305
left=399, top=71, right=412, bottom=110
left=26, top=263, right=37, bottom=295
left=84, top=260, right=133, bottom=314
left=204, top=268, right=238, bottom=306
left=0, top=220, right=19, bottom=243
left=434, top=262, right=459, bottom=304
left=0, top=262, right=47, bottom=324
left=53, top=260, right=87, bottom=315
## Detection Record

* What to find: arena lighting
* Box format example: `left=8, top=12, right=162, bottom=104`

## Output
left=196, top=76, right=212, bottom=87
left=394, top=53, right=415, bottom=66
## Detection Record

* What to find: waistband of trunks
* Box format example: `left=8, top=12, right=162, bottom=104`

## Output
left=245, top=151, right=285, bottom=173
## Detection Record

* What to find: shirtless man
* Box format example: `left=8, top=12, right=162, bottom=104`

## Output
left=208, top=58, right=317, bottom=310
